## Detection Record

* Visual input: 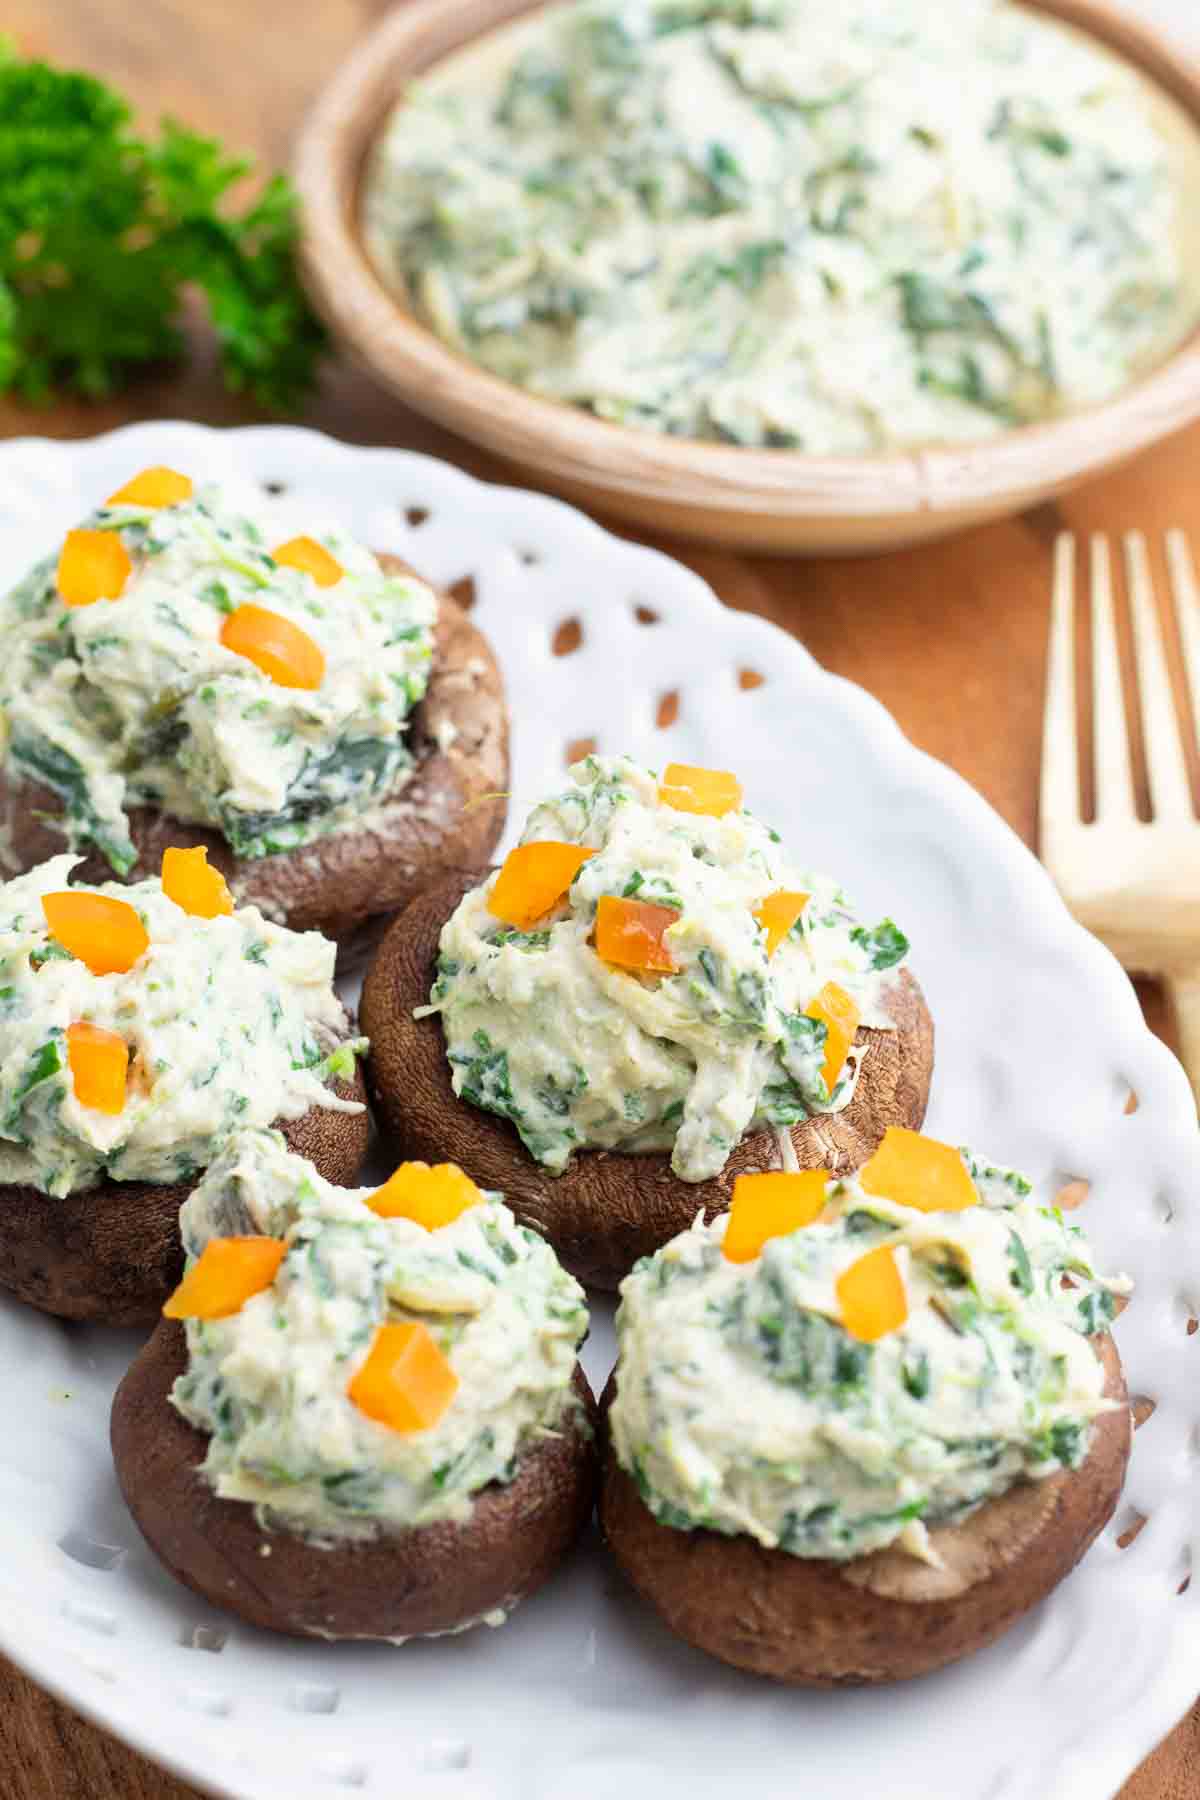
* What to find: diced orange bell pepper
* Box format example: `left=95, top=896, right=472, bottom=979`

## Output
left=161, top=845, right=234, bottom=920
left=837, top=1244, right=908, bottom=1342
left=858, top=1127, right=978, bottom=1214
left=220, top=603, right=325, bottom=690
left=659, top=763, right=743, bottom=818
left=163, top=1237, right=287, bottom=1321
left=753, top=890, right=810, bottom=957
left=66, top=1022, right=129, bottom=1115
left=105, top=467, right=193, bottom=508
left=56, top=529, right=132, bottom=608
left=806, top=981, right=860, bottom=1091
left=488, top=842, right=595, bottom=930
left=271, top=535, right=345, bottom=588
left=723, top=1169, right=829, bottom=1263
left=348, top=1322, right=459, bottom=1434
left=367, top=1161, right=484, bottom=1230
left=42, top=891, right=149, bottom=976
left=594, top=895, right=678, bottom=974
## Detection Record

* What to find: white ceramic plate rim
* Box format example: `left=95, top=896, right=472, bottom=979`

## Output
left=0, top=422, right=1195, bottom=1800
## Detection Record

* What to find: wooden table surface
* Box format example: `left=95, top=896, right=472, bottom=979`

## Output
left=3, top=2, right=1199, bottom=1795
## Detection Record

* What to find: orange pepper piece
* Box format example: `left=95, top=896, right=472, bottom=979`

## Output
left=595, top=895, right=678, bottom=974
left=105, top=467, right=193, bottom=508
left=753, top=890, right=810, bottom=957
left=42, top=891, right=149, bottom=976
left=659, top=763, right=743, bottom=818
left=806, top=981, right=860, bottom=1091
left=367, top=1161, right=484, bottom=1230
left=488, top=842, right=595, bottom=930
left=837, top=1244, right=908, bottom=1343
left=271, top=535, right=345, bottom=588
left=163, top=1237, right=287, bottom=1321
left=348, top=1322, right=459, bottom=1434
left=220, top=603, right=326, bottom=691
left=56, top=529, right=132, bottom=608
left=161, top=846, right=234, bottom=920
left=723, top=1170, right=829, bottom=1263
left=66, top=1022, right=129, bottom=1115
left=858, top=1127, right=978, bottom=1214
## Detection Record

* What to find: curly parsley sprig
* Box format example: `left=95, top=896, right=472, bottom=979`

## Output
left=0, top=49, right=325, bottom=410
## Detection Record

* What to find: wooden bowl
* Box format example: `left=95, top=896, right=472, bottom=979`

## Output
left=295, top=0, right=1200, bottom=555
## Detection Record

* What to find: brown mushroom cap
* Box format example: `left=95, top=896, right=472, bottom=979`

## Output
left=0, top=557, right=510, bottom=950
left=0, top=1067, right=370, bottom=1326
left=598, top=1334, right=1131, bottom=1684
left=111, top=1319, right=599, bottom=1641
left=360, top=871, right=935, bottom=1290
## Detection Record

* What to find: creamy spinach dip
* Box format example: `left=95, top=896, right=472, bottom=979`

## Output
left=0, top=482, right=436, bottom=874
left=423, top=754, right=908, bottom=1183
left=364, top=0, right=1193, bottom=452
left=610, top=1154, right=1131, bottom=1562
left=0, top=857, right=361, bottom=1196
left=172, top=1130, right=588, bottom=1541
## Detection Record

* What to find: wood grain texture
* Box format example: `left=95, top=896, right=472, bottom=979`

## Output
left=0, top=0, right=1194, bottom=1793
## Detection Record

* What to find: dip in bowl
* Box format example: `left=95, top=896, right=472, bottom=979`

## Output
left=297, top=0, right=1200, bottom=551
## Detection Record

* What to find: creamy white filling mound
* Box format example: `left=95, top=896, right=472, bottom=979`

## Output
left=0, top=481, right=437, bottom=872
left=172, top=1131, right=589, bottom=1540
left=425, top=754, right=908, bottom=1182
left=610, top=1152, right=1131, bottom=1562
left=0, top=857, right=359, bottom=1196
left=364, top=0, right=1192, bottom=452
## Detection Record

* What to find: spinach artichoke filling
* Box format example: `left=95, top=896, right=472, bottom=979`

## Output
left=0, top=481, right=436, bottom=872
left=426, top=755, right=909, bottom=1182
left=610, top=1152, right=1130, bottom=1561
left=172, top=1132, right=589, bottom=1540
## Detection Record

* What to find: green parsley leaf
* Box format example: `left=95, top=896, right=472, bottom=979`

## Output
left=0, top=49, right=325, bottom=408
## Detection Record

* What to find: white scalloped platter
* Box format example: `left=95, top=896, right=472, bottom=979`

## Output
left=0, top=422, right=1197, bottom=1800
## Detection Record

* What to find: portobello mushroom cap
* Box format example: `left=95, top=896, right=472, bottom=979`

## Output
left=0, top=1067, right=370, bottom=1326
left=111, top=1320, right=599, bottom=1641
left=0, top=558, right=510, bottom=953
left=598, top=1334, right=1131, bottom=1684
left=360, top=871, right=935, bottom=1291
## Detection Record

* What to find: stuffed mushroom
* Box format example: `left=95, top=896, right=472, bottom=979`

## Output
left=599, top=1127, right=1133, bottom=1684
left=362, top=753, right=934, bottom=1289
left=111, top=1131, right=598, bottom=1641
left=0, top=466, right=508, bottom=950
left=0, top=850, right=369, bottom=1323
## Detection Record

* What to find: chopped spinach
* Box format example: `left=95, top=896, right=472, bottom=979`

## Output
left=901, top=1350, right=932, bottom=1400
left=696, top=947, right=721, bottom=988
left=491, top=927, right=552, bottom=952
left=1077, top=1288, right=1116, bottom=1335
left=8, top=729, right=136, bottom=875
left=1007, top=1229, right=1035, bottom=1296
left=220, top=734, right=410, bottom=860
left=849, top=919, right=910, bottom=971
left=449, top=1031, right=524, bottom=1126
left=28, top=941, right=75, bottom=972
left=535, top=1064, right=588, bottom=1117
left=2, top=1034, right=65, bottom=1138
left=1031, top=1418, right=1086, bottom=1467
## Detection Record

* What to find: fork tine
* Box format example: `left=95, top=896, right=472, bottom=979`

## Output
left=1041, top=534, right=1080, bottom=841
left=1165, top=528, right=1200, bottom=772
left=1124, top=532, right=1193, bottom=820
left=1090, top=535, right=1136, bottom=821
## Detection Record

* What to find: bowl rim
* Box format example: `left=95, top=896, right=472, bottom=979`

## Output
left=294, top=0, right=1200, bottom=523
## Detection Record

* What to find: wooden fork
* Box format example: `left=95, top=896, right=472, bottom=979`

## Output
left=1041, top=530, right=1200, bottom=1110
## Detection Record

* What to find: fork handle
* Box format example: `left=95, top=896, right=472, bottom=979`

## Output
left=1164, top=972, right=1200, bottom=1117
